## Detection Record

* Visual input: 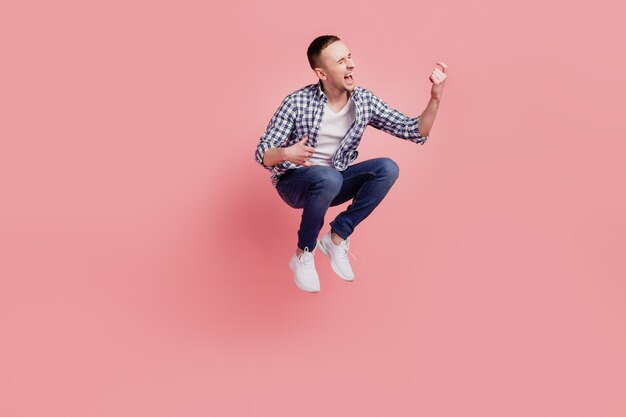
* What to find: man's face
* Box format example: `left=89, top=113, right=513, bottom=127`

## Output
left=316, top=40, right=356, bottom=93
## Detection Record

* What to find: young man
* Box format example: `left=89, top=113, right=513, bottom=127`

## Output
left=254, top=35, right=447, bottom=293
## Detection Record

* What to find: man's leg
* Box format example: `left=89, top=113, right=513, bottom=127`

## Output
left=328, top=157, right=400, bottom=240
left=276, top=165, right=344, bottom=254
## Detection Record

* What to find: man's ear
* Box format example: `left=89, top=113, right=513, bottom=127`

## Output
left=314, top=68, right=327, bottom=80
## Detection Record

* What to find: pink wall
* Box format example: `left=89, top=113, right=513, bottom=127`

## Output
left=1, top=0, right=625, bottom=416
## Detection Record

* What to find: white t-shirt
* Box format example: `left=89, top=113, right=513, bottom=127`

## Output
left=309, top=98, right=356, bottom=167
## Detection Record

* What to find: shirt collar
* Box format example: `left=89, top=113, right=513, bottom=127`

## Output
left=315, top=80, right=361, bottom=102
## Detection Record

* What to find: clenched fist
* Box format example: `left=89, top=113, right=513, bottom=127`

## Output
left=429, top=62, right=447, bottom=101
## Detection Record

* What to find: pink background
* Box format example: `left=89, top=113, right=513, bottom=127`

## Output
left=1, top=0, right=625, bottom=416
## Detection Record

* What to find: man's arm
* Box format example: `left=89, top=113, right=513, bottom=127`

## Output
left=369, top=61, right=447, bottom=143
left=254, top=95, right=297, bottom=170
left=416, top=97, right=440, bottom=137
left=419, top=62, right=447, bottom=135
left=368, top=93, right=430, bottom=145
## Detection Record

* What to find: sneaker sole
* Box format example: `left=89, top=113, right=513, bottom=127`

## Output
left=317, top=238, right=355, bottom=282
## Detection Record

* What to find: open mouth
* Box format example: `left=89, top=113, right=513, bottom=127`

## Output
left=344, top=73, right=354, bottom=84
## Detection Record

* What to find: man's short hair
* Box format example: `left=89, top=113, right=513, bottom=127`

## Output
left=307, top=35, right=341, bottom=70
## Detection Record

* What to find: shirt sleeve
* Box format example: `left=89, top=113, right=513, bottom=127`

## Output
left=367, top=92, right=429, bottom=145
left=254, top=95, right=297, bottom=170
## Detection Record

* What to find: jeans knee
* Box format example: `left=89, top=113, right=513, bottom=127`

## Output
left=378, top=157, right=399, bottom=181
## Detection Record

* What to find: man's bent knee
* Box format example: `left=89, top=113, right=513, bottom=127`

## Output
left=377, top=157, right=400, bottom=181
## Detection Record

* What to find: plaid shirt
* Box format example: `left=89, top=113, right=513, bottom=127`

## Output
left=254, top=81, right=430, bottom=188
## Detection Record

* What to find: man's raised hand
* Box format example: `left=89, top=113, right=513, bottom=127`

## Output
left=284, top=136, right=315, bottom=167
left=429, top=61, right=447, bottom=101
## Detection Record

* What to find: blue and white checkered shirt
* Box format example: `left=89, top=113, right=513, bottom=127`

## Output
left=254, top=81, right=430, bottom=188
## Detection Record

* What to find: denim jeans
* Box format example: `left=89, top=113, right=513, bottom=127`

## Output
left=275, top=157, right=400, bottom=251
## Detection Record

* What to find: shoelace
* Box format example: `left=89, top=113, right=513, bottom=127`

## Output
left=298, top=247, right=315, bottom=270
left=339, top=239, right=357, bottom=261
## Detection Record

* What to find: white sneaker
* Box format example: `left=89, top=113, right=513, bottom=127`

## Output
left=288, top=247, right=320, bottom=293
left=317, top=231, right=356, bottom=281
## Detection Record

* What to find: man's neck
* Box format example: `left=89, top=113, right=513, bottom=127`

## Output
left=320, top=82, right=351, bottom=106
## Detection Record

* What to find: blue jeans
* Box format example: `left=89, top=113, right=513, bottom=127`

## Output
left=275, top=157, right=400, bottom=251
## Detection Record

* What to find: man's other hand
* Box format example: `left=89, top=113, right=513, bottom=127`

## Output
left=284, top=136, right=315, bottom=167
